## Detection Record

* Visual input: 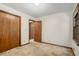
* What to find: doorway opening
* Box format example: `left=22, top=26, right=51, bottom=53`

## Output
left=29, top=19, right=42, bottom=43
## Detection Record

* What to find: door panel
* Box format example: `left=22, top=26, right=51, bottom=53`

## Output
left=29, top=20, right=41, bottom=42
left=34, top=21, right=41, bottom=42
left=10, top=16, right=20, bottom=48
left=0, top=10, right=20, bottom=52
left=0, top=12, right=10, bottom=52
left=29, top=22, right=34, bottom=40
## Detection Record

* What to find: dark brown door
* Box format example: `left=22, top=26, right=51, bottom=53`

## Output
left=29, top=20, right=42, bottom=42
left=29, top=21, right=34, bottom=40
left=34, top=21, right=41, bottom=42
left=0, top=10, right=21, bottom=52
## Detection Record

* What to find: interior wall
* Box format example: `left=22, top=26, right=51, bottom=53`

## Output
left=39, top=12, right=72, bottom=47
left=0, top=4, right=34, bottom=45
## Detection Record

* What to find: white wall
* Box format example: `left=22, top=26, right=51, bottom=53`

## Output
left=0, top=4, right=34, bottom=45
left=39, top=12, right=72, bottom=47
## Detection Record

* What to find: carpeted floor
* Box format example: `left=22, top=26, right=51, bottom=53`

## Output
left=0, top=41, right=74, bottom=56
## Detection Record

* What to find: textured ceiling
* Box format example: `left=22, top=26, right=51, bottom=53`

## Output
left=3, top=3, right=75, bottom=17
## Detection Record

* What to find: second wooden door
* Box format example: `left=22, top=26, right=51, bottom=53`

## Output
left=29, top=20, right=42, bottom=42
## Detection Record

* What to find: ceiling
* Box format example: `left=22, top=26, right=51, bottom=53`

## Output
left=3, top=3, right=75, bottom=17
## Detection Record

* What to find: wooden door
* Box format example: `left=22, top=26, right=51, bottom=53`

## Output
left=29, top=21, right=34, bottom=40
left=0, top=12, right=10, bottom=52
left=9, top=14, right=20, bottom=49
left=0, top=10, right=21, bottom=52
left=34, top=21, right=41, bottom=42
left=29, top=20, right=42, bottom=42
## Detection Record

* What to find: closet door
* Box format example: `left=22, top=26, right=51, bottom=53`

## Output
left=10, top=15, right=20, bottom=48
left=0, top=10, right=20, bottom=52
left=0, top=11, right=10, bottom=52
left=34, top=21, right=41, bottom=42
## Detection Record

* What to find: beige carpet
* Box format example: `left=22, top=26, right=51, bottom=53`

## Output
left=0, top=42, right=74, bottom=56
